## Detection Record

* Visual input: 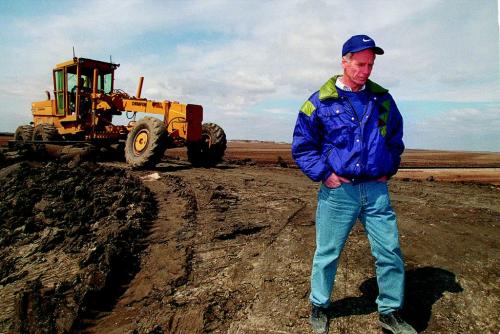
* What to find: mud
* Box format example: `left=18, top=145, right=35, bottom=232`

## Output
left=0, top=143, right=499, bottom=333
left=0, top=159, right=156, bottom=333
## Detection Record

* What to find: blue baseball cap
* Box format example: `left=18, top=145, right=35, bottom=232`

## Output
left=342, top=35, right=384, bottom=56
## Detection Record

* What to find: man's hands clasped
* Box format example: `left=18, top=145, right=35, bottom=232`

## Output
left=323, top=172, right=351, bottom=188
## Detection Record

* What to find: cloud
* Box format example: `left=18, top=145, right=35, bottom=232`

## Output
left=0, top=0, right=498, bottom=152
left=407, top=106, right=500, bottom=151
left=263, top=108, right=290, bottom=115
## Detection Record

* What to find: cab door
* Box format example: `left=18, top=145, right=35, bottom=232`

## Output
left=53, top=69, right=65, bottom=116
left=53, top=65, right=79, bottom=117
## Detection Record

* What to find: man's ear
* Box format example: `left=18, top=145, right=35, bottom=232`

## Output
left=341, top=57, right=347, bottom=70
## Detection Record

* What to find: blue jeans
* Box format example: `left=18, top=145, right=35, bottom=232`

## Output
left=310, top=181, right=405, bottom=314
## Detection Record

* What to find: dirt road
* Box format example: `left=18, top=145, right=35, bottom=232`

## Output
left=0, top=145, right=499, bottom=333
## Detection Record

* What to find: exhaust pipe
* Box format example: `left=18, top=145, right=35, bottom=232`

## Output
left=136, top=77, right=144, bottom=98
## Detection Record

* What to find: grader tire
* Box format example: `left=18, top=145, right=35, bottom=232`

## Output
left=14, top=125, right=34, bottom=142
left=33, top=124, right=61, bottom=142
left=187, top=122, right=227, bottom=167
left=125, top=117, right=168, bottom=169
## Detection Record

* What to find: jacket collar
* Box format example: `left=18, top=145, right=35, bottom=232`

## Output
left=319, top=75, right=388, bottom=101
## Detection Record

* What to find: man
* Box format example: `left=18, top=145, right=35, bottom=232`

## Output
left=292, top=35, right=416, bottom=334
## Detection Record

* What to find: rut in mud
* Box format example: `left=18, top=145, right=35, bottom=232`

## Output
left=81, top=163, right=316, bottom=334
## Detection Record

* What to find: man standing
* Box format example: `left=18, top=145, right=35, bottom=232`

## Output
left=292, top=35, right=416, bottom=334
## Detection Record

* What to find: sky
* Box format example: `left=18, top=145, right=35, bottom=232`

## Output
left=0, top=0, right=499, bottom=152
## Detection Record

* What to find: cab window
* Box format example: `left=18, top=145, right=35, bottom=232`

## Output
left=54, top=70, right=65, bottom=115
left=98, top=73, right=112, bottom=93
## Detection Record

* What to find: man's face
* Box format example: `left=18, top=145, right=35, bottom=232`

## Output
left=342, top=49, right=376, bottom=89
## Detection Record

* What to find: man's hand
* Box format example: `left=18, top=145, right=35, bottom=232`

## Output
left=323, top=172, right=351, bottom=188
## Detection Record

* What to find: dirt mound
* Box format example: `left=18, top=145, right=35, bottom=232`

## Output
left=0, top=161, right=156, bottom=333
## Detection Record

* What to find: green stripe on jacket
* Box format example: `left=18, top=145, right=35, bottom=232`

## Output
left=300, top=100, right=316, bottom=116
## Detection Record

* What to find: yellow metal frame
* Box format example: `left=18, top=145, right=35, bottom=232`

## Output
left=31, top=57, right=203, bottom=142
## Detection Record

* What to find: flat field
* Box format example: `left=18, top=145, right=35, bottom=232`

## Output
left=171, top=141, right=500, bottom=185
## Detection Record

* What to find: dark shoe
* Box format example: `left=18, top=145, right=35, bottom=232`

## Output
left=310, top=305, right=329, bottom=334
left=379, top=311, right=417, bottom=334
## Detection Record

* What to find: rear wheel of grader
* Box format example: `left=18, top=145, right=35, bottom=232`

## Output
left=33, top=124, right=61, bottom=142
left=125, top=117, right=168, bottom=169
left=14, top=125, right=34, bottom=142
left=187, top=122, right=227, bottom=167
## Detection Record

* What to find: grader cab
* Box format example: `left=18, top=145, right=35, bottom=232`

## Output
left=15, top=57, right=226, bottom=168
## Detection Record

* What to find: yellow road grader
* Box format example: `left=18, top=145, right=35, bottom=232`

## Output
left=14, top=57, right=226, bottom=168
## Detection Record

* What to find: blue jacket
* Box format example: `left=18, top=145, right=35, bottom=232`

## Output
left=292, top=75, right=404, bottom=182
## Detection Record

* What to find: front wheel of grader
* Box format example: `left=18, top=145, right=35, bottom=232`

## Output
left=125, top=117, right=168, bottom=169
left=187, top=122, right=227, bottom=167
left=14, top=125, right=34, bottom=143
left=33, top=124, right=61, bottom=142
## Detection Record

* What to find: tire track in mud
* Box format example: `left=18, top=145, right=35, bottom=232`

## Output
left=170, top=167, right=317, bottom=334
left=169, top=172, right=275, bottom=333
left=80, top=165, right=319, bottom=333
left=78, top=166, right=288, bottom=333
left=77, top=173, right=199, bottom=333
left=225, top=196, right=316, bottom=334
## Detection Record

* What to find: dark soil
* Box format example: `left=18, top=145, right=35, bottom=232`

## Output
left=0, top=158, right=156, bottom=333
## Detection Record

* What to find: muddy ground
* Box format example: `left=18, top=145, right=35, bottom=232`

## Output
left=0, top=143, right=499, bottom=334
